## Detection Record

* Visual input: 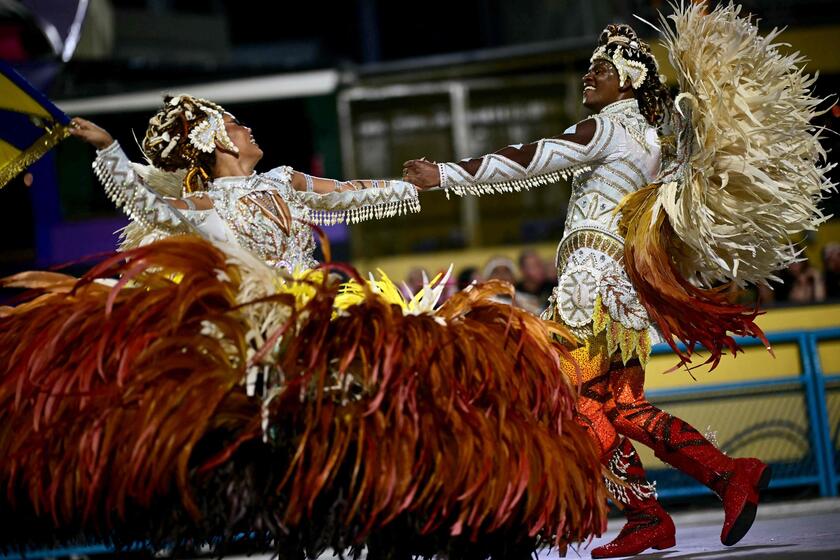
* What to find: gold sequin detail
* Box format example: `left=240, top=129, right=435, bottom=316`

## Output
left=555, top=229, right=624, bottom=273
left=592, top=294, right=652, bottom=368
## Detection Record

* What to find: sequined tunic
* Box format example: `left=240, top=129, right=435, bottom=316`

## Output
left=203, top=168, right=317, bottom=270
left=552, top=100, right=663, bottom=349
left=93, top=142, right=419, bottom=272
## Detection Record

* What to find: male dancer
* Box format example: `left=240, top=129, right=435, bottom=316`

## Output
left=404, top=21, right=777, bottom=558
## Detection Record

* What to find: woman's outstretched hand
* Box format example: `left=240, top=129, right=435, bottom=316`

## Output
left=69, top=117, right=114, bottom=150
left=402, top=159, right=440, bottom=190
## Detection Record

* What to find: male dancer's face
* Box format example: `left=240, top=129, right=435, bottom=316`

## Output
left=582, top=59, right=623, bottom=113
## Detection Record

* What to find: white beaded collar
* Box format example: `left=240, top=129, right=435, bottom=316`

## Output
left=208, top=173, right=258, bottom=190
left=600, top=98, right=641, bottom=116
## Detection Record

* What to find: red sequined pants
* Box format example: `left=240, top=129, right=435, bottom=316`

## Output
left=562, top=344, right=736, bottom=493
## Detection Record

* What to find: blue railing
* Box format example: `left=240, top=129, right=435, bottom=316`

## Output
left=646, top=328, right=840, bottom=500
left=811, top=328, right=840, bottom=495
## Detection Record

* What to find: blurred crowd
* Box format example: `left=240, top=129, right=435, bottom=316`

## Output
left=402, top=249, right=556, bottom=315
left=399, top=241, right=840, bottom=315
left=756, top=242, right=840, bottom=306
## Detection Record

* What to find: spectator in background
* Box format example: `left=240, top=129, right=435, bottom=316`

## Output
left=516, top=249, right=555, bottom=307
left=756, top=282, right=777, bottom=307
left=784, top=259, right=826, bottom=304
left=483, top=256, right=541, bottom=314
left=456, top=266, right=481, bottom=291
left=823, top=242, right=840, bottom=300
left=483, top=256, right=517, bottom=286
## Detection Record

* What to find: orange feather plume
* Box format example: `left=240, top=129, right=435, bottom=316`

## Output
left=619, top=184, right=771, bottom=371
left=270, top=278, right=605, bottom=546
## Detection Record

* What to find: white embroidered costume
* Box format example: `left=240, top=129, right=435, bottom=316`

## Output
left=93, top=141, right=420, bottom=271
left=439, top=98, right=664, bottom=363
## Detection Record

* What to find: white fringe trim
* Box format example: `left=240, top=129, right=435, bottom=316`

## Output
left=443, top=164, right=591, bottom=199
left=307, top=197, right=421, bottom=225
left=605, top=443, right=658, bottom=505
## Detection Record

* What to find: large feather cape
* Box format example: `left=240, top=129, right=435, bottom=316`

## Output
left=619, top=1, right=835, bottom=368
left=0, top=236, right=606, bottom=558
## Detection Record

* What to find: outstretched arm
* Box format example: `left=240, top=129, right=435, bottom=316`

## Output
left=404, top=118, right=605, bottom=195
left=282, top=169, right=421, bottom=225
left=289, top=172, right=401, bottom=195
left=71, top=118, right=199, bottom=229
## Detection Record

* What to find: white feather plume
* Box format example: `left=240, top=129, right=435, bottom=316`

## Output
left=655, top=1, right=835, bottom=287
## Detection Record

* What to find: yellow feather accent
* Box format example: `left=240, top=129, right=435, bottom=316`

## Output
left=591, top=294, right=652, bottom=366
left=334, top=269, right=445, bottom=315
left=275, top=267, right=326, bottom=311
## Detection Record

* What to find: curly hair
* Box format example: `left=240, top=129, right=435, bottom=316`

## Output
left=596, top=24, right=674, bottom=128
left=142, top=95, right=227, bottom=192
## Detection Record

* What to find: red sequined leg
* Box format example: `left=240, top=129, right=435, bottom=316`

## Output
left=608, top=362, right=771, bottom=546
left=575, top=374, right=619, bottom=459
left=561, top=345, right=618, bottom=460
left=592, top=436, right=675, bottom=558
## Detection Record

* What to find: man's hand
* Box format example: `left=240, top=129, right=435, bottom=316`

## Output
left=69, top=117, right=114, bottom=150
left=402, top=159, right=440, bottom=190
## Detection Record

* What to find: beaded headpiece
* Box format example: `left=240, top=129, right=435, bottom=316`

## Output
left=590, top=24, right=660, bottom=90
left=181, top=97, right=238, bottom=154
left=589, top=24, right=673, bottom=127
left=144, top=94, right=239, bottom=193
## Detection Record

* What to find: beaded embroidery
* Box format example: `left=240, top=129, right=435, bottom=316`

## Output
left=207, top=169, right=317, bottom=271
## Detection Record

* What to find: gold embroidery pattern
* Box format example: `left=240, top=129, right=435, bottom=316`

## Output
left=556, top=229, right=624, bottom=274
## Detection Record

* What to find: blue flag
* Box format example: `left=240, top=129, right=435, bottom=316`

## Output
left=0, top=60, right=70, bottom=188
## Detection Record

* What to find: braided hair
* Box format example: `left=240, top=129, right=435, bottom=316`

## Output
left=596, top=24, right=674, bottom=128
left=143, top=95, right=227, bottom=192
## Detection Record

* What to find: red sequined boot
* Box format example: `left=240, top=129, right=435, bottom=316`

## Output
left=609, top=364, right=771, bottom=546
left=638, top=415, right=770, bottom=545
left=592, top=437, right=675, bottom=558
left=653, top=431, right=771, bottom=544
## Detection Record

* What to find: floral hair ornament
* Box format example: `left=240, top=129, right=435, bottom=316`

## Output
left=590, top=36, right=650, bottom=90
left=167, top=95, right=238, bottom=155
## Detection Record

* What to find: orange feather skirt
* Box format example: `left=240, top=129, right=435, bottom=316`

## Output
left=0, top=235, right=605, bottom=558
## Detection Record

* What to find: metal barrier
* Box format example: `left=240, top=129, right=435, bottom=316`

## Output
left=811, top=327, right=840, bottom=495
left=646, top=329, right=840, bottom=500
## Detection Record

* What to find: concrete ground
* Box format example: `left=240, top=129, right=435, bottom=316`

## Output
left=554, top=498, right=840, bottom=560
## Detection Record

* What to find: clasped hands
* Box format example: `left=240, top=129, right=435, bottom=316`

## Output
left=401, top=158, right=440, bottom=190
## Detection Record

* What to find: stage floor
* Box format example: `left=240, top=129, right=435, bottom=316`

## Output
left=555, top=497, right=840, bottom=560
left=3, top=498, right=838, bottom=559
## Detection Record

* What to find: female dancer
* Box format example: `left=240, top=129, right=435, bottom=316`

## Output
left=69, top=93, right=420, bottom=270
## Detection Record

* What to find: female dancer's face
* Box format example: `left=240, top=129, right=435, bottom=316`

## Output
left=582, top=59, right=623, bottom=112
left=222, top=113, right=263, bottom=163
